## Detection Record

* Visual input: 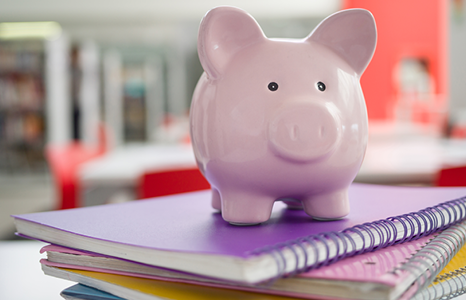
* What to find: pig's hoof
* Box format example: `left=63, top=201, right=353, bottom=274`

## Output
left=312, top=216, right=345, bottom=221
left=229, top=221, right=262, bottom=226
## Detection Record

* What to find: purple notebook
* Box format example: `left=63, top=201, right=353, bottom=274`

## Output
left=12, top=183, right=466, bottom=284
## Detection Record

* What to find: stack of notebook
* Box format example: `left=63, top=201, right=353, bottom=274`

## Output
left=12, top=183, right=466, bottom=300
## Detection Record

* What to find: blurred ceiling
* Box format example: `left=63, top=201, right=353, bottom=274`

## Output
left=0, top=0, right=341, bottom=25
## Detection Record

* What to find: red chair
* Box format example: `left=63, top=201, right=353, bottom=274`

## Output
left=435, top=165, right=466, bottom=187
left=46, top=125, right=107, bottom=209
left=138, top=167, right=210, bottom=199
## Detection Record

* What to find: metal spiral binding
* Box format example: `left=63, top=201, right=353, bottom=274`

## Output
left=250, top=196, right=466, bottom=281
left=430, top=267, right=466, bottom=299
left=408, top=222, right=466, bottom=299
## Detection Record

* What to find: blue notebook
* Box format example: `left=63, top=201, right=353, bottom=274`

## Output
left=61, top=284, right=124, bottom=300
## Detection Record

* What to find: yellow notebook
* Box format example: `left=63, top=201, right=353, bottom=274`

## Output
left=413, top=239, right=466, bottom=299
left=42, top=265, right=298, bottom=300
left=436, top=241, right=466, bottom=277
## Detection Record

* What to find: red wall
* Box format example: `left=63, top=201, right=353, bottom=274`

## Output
left=342, top=0, right=448, bottom=121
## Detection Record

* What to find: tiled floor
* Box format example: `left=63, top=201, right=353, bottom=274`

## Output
left=0, top=172, right=56, bottom=240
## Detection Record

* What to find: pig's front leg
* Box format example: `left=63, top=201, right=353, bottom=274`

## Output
left=211, top=188, right=222, bottom=210
left=301, top=189, right=350, bottom=221
left=220, top=189, right=275, bottom=226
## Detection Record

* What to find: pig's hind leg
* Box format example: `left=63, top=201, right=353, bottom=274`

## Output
left=220, top=189, right=275, bottom=226
left=301, top=189, right=350, bottom=221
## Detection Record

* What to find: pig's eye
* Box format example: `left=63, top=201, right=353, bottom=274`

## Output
left=268, top=82, right=279, bottom=92
left=317, top=81, right=326, bottom=92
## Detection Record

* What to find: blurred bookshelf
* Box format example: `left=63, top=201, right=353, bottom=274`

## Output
left=117, top=47, right=162, bottom=144
left=0, top=39, right=47, bottom=172
left=0, top=15, right=330, bottom=176
left=122, top=63, right=147, bottom=142
left=102, top=43, right=194, bottom=147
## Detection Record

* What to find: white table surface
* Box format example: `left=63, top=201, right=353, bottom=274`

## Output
left=0, top=240, right=72, bottom=300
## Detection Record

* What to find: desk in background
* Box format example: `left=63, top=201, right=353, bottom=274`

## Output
left=357, top=137, right=466, bottom=184
left=78, top=143, right=197, bottom=206
left=77, top=138, right=466, bottom=207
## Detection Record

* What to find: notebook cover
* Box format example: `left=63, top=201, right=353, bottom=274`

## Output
left=45, top=260, right=395, bottom=300
left=61, top=284, right=124, bottom=300
left=434, top=240, right=466, bottom=277
left=45, top=224, right=466, bottom=300
left=13, top=184, right=466, bottom=259
left=412, top=239, right=466, bottom=299
left=45, top=266, right=303, bottom=300
left=41, top=234, right=433, bottom=287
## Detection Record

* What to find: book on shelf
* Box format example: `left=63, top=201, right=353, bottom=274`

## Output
left=41, top=222, right=466, bottom=300
left=0, top=40, right=47, bottom=171
left=12, top=183, right=466, bottom=285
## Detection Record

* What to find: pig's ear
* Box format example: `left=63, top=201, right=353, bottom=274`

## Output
left=307, top=9, right=376, bottom=77
left=198, top=6, right=266, bottom=79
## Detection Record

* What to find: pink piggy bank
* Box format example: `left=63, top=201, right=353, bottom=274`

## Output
left=190, top=6, right=377, bottom=225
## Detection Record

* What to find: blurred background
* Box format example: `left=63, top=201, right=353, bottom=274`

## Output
left=1, top=0, right=466, bottom=240
left=2, top=1, right=466, bottom=299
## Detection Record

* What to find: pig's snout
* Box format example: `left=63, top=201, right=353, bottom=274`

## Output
left=268, top=102, right=341, bottom=163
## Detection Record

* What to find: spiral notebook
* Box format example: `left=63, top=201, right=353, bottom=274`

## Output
left=41, top=223, right=466, bottom=300
left=12, top=183, right=466, bottom=284
left=40, top=222, right=466, bottom=300
left=52, top=224, right=466, bottom=300
left=413, top=233, right=466, bottom=300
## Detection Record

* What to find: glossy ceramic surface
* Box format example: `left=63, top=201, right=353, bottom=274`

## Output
left=190, top=6, right=377, bottom=225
